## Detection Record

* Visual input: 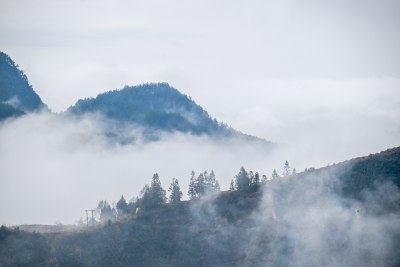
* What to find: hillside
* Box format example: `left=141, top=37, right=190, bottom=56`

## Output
left=1, top=147, right=399, bottom=266
left=0, top=52, right=269, bottom=147
left=0, top=103, right=25, bottom=121
left=67, top=83, right=271, bottom=145
left=0, top=52, right=47, bottom=113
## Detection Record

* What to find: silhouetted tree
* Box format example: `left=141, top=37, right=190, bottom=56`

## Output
left=116, top=195, right=128, bottom=216
left=235, top=167, right=251, bottom=190
left=282, top=160, right=291, bottom=177
left=188, top=171, right=197, bottom=199
left=204, top=170, right=220, bottom=193
left=97, top=200, right=116, bottom=222
left=150, top=173, right=166, bottom=204
left=168, top=178, right=183, bottom=204
left=188, top=170, right=220, bottom=198
left=250, top=172, right=260, bottom=185
left=271, top=169, right=280, bottom=180
left=262, top=174, right=267, bottom=182
left=195, top=173, right=206, bottom=196
left=139, top=174, right=166, bottom=209
left=292, top=168, right=297, bottom=175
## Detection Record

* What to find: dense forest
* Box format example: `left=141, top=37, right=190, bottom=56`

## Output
left=0, top=52, right=46, bottom=113
left=66, top=83, right=272, bottom=145
left=0, top=103, right=24, bottom=121
left=1, top=147, right=399, bottom=266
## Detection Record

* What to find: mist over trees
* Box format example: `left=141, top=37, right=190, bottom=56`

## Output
left=77, top=159, right=307, bottom=229
left=97, top=200, right=116, bottom=222
left=2, top=148, right=400, bottom=266
left=188, top=170, right=221, bottom=199
left=95, top=161, right=296, bottom=222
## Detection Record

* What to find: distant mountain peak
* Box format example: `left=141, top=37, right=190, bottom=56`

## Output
left=67, top=83, right=272, bottom=146
left=0, top=51, right=47, bottom=112
left=68, top=83, right=215, bottom=133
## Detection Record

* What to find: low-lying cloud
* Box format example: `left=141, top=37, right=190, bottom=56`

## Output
left=0, top=110, right=398, bottom=225
left=0, top=113, right=276, bottom=225
left=186, top=171, right=400, bottom=266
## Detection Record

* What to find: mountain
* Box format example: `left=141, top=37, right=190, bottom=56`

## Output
left=0, top=103, right=25, bottom=121
left=1, top=147, right=399, bottom=266
left=0, top=51, right=269, bottom=145
left=0, top=51, right=47, bottom=113
left=67, top=83, right=271, bottom=144
left=304, top=147, right=400, bottom=199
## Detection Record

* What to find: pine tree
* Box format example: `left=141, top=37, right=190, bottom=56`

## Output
left=214, top=180, right=220, bottom=191
left=205, top=170, right=220, bottom=193
left=271, top=169, right=280, bottom=180
left=188, top=170, right=220, bottom=198
left=250, top=172, right=260, bottom=185
left=116, top=195, right=128, bottom=216
left=292, top=168, right=297, bottom=175
left=188, top=171, right=197, bottom=199
left=262, top=174, right=267, bottom=182
left=282, top=160, right=291, bottom=177
left=139, top=173, right=166, bottom=209
left=97, top=200, right=116, bottom=222
left=150, top=173, right=166, bottom=205
left=168, top=178, right=183, bottom=204
left=235, top=166, right=250, bottom=190
left=195, top=173, right=206, bottom=196
left=249, top=171, right=255, bottom=184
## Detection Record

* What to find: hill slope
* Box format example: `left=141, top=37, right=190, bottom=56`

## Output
left=0, top=52, right=47, bottom=112
left=1, top=147, right=399, bottom=266
left=67, top=83, right=271, bottom=144
left=0, top=103, right=25, bottom=121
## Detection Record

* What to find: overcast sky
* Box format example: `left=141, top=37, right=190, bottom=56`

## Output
left=1, top=0, right=399, bottom=143
left=1, top=0, right=400, bottom=224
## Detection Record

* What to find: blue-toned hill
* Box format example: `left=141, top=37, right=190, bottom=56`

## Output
left=67, top=83, right=271, bottom=144
left=68, top=83, right=218, bottom=134
left=0, top=52, right=47, bottom=112
left=0, top=103, right=25, bottom=121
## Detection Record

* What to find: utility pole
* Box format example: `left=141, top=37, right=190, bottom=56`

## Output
left=85, top=210, right=89, bottom=227
left=85, top=209, right=96, bottom=227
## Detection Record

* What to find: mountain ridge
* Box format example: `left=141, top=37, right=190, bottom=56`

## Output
left=0, top=51, right=271, bottom=145
left=66, top=82, right=272, bottom=145
left=0, top=52, right=47, bottom=113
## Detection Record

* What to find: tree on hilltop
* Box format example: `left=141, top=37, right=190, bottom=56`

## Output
left=169, top=178, right=183, bottom=204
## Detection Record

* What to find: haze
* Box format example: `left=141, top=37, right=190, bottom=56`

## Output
left=0, top=0, right=400, bottom=224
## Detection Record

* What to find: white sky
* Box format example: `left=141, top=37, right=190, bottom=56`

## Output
left=0, top=0, right=400, bottom=224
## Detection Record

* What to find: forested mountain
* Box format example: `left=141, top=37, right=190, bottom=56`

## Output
left=0, top=52, right=47, bottom=113
left=0, top=51, right=270, bottom=145
left=1, top=147, right=399, bottom=266
left=67, top=83, right=218, bottom=134
left=0, top=103, right=24, bottom=121
left=67, top=83, right=271, bottom=144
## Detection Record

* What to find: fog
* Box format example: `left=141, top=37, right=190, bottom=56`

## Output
left=187, top=170, right=400, bottom=266
left=252, top=176, right=399, bottom=266
left=0, top=98, right=399, bottom=225
left=0, top=112, right=275, bottom=225
left=2, top=109, right=398, bottom=266
left=0, top=0, right=399, bottom=229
